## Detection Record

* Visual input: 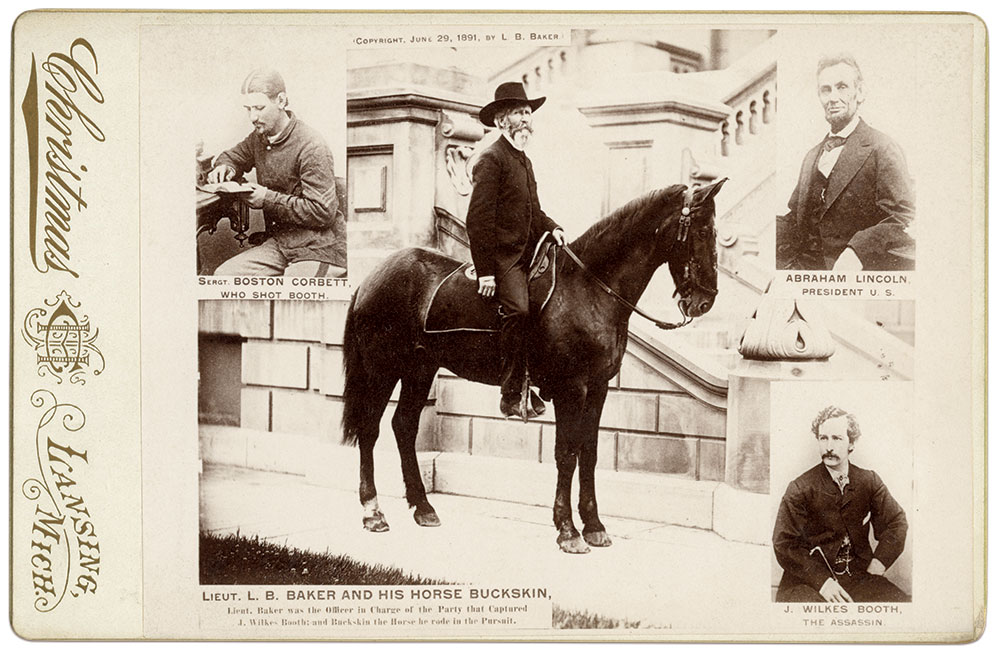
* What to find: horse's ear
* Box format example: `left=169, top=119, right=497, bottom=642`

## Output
left=698, top=177, right=728, bottom=203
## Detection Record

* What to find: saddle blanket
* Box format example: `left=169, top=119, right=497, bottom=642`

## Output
left=423, top=242, right=557, bottom=334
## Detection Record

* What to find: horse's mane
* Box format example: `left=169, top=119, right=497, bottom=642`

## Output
left=569, top=184, right=687, bottom=267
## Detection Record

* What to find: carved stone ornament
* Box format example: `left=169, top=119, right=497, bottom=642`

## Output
left=444, top=144, right=475, bottom=196
left=738, top=294, right=835, bottom=361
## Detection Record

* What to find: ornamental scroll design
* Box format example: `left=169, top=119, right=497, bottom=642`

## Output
left=22, top=390, right=100, bottom=613
left=22, top=290, right=105, bottom=385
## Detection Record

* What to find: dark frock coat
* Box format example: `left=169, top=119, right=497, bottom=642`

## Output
left=773, top=462, right=908, bottom=595
left=776, top=119, right=915, bottom=270
left=466, top=136, right=560, bottom=280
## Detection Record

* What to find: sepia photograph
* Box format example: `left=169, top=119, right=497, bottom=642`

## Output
left=770, top=382, right=914, bottom=604
left=772, top=27, right=965, bottom=273
left=185, top=26, right=348, bottom=278
left=8, top=11, right=985, bottom=642
left=200, top=26, right=782, bottom=628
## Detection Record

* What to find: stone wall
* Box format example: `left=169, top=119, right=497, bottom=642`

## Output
left=199, top=299, right=727, bottom=482
left=434, top=358, right=726, bottom=481
left=200, top=299, right=435, bottom=453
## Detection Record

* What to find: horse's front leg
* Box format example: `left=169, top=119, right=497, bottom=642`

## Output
left=552, top=384, right=590, bottom=554
left=578, top=380, right=612, bottom=547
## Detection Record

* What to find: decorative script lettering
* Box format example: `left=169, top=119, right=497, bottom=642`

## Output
left=22, top=38, right=105, bottom=278
left=22, top=390, right=100, bottom=612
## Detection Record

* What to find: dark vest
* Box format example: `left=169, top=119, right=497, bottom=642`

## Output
left=796, top=161, right=832, bottom=269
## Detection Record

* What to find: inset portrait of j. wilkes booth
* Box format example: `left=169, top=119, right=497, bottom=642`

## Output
left=190, top=28, right=347, bottom=277
left=769, top=382, right=913, bottom=603
left=775, top=47, right=917, bottom=272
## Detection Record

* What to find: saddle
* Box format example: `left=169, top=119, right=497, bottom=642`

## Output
left=423, top=234, right=558, bottom=334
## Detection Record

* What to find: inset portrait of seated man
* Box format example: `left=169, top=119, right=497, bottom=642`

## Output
left=776, top=54, right=915, bottom=271
left=208, top=69, right=346, bottom=277
left=773, top=405, right=910, bottom=603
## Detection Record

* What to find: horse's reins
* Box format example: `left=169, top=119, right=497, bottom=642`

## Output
left=557, top=186, right=710, bottom=331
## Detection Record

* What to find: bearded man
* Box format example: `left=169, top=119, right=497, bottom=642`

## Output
left=776, top=54, right=915, bottom=271
left=465, top=82, right=567, bottom=419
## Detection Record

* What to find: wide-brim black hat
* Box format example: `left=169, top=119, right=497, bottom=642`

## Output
left=478, top=81, right=546, bottom=127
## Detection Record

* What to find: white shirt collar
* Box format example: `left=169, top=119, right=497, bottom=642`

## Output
left=828, top=113, right=861, bottom=140
left=825, top=464, right=850, bottom=490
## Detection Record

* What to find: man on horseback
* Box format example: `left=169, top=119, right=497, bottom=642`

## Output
left=466, top=82, right=567, bottom=420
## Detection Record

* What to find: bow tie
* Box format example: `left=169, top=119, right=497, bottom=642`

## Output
left=823, top=135, right=848, bottom=152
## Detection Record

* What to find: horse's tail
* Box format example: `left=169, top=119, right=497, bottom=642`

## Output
left=341, top=290, right=368, bottom=447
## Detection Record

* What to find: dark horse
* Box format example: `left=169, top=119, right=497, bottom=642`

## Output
left=342, top=178, right=726, bottom=553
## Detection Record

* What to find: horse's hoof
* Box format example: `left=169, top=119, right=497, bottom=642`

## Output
left=557, top=535, right=591, bottom=554
left=413, top=507, right=441, bottom=527
left=363, top=512, right=390, bottom=532
left=584, top=530, right=613, bottom=547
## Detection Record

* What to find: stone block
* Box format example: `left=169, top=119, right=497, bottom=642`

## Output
left=199, top=300, right=271, bottom=338
left=726, top=373, right=772, bottom=493
left=598, top=391, right=658, bottom=432
left=321, top=301, right=351, bottom=346
left=199, top=425, right=248, bottom=468
left=311, top=346, right=345, bottom=396
left=414, top=405, right=438, bottom=452
left=273, top=301, right=325, bottom=341
left=470, top=418, right=542, bottom=461
left=541, top=426, right=616, bottom=470
left=618, top=353, right=685, bottom=392
left=240, top=387, right=270, bottom=431
left=436, top=377, right=497, bottom=417
left=436, top=415, right=472, bottom=453
left=595, top=468, right=716, bottom=529
left=198, top=335, right=242, bottom=426
left=698, top=439, right=726, bottom=482
left=712, top=483, right=772, bottom=545
left=270, top=389, right=342, bottom=442
left=729, top=428, right=770, bottom=494
left=242, top=340, right=309, bottom=389
left=617, top=432, right=697, bottom=478
left=657, top=394, right=727, bottom=438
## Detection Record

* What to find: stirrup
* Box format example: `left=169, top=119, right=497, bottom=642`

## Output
left=500, top=376, right=546, bottom=422
left=528, top=389, right=546, bottom=417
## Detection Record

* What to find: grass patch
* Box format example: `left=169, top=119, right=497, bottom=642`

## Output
left=200, top=532, right=447, bottom=585
left=552, top=606, right=641, bottom=630
left=201, top=531, right=637, bottom=628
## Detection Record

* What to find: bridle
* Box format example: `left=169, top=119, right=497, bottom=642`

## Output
left=670, top=186, right=719, bottom=303
left=560, top=186, right=717, bottom=331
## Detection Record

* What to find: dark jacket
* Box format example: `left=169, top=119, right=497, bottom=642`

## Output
left=776, top=119, right=914, bottom=270
left=773, top=462, right=908, bottom=594
left=466, top=136, right=560, bottom=279
left=215, top=113, right=346, bottom=268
